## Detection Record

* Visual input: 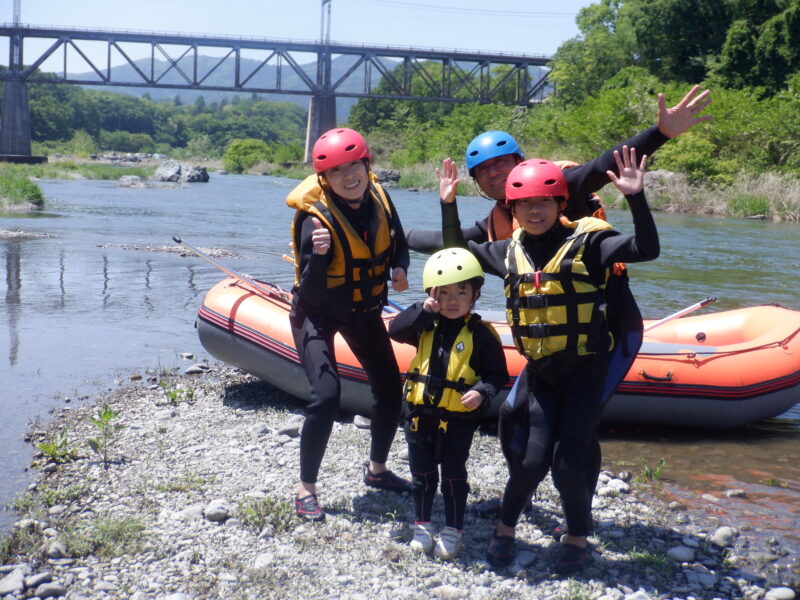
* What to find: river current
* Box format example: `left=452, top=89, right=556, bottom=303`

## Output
left=2, top=173, right=798, bottom=545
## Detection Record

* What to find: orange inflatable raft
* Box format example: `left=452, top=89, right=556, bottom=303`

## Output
left=196, top=278, right=800, bottom=429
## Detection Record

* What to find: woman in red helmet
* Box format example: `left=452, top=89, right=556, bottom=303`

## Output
left=285, top=127, right=412, bottom=521
left=443, top=146, right=658, bottom=574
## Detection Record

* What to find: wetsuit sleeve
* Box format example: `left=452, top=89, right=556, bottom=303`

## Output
left=591, top=191, right=660, bottom=268
left=406, top=202, right=488, bottom=254
left=386, top=193, right=410, bottom=273
left=443, top=213, right=509, bottom=280
left=387, top=301, right=435, bottom=346
left=295, top=213, right=331, bottom=306
left=563, top=126, right=669, bottom=220
left=468, top=322, right=509, bottom=403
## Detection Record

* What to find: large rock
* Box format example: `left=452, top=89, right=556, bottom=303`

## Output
left=183, top=165, right=210, bottom=182
left=117, top=175, right=145, bottom=188
left=154, top=160, right=182, bottom=182
left=153, top=161, right=210, bottom=183
left=373, top=168, right=400, bottom=185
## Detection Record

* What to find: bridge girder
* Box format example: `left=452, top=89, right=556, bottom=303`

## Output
left=0, top=24, right=552, bottom=159
left=0, top=25, right=551, bottom=104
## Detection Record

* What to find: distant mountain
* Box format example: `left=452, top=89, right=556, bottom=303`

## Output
left=68, top=54, right=398, bottom=121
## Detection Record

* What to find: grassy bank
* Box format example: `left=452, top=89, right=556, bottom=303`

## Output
left=22, top=160, right=155, bottom=181
left=8, top=155, right=799, bottom=223
left=0, top=166, right=45, bottom=209
left=378, top=163, right=800, bottom=223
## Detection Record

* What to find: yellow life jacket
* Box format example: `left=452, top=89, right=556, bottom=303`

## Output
left=504, top=217, right=614, bottom=361
left=404, top=315, right=496, bottom=414
left=286, top=173, right=396, bottom=309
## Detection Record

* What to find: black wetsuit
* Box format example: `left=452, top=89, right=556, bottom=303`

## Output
left=290, top=190, right=410, bottom=484
left=445, top=191, right=659, bottom=536
left=406, top=126, right=669, bottom=253
left=389, top=303, right=508, bottom=529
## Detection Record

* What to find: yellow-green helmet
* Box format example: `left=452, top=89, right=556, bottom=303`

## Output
left=422, top=248, right=484, bottom=291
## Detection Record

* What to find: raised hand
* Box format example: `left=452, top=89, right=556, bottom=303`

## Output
left=422, top=286, right=440, bottom=313
left=657, top=84, right=714, bottom=138
left=310, top=217, right=331, bottom=255
left=606, top=146, right=647, bottom=196
left=436, top=158, right=459, bottom=204
left=391, top=267, right=409, bottom=292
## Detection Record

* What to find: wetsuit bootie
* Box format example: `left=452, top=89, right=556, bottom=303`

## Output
left=362, top=463, right=413, bottom=493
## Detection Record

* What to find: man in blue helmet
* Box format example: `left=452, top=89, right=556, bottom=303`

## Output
left=405, top=85, right=712, bottom=253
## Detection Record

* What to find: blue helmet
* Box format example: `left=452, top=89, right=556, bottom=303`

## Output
left=465, top=131, right=524, bottom=176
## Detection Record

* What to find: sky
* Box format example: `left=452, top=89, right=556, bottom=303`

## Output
left=5, top=0, right=592, bottom=59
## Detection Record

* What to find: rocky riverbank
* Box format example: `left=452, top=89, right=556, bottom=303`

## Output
left=1, top=362, right=798, bottom=600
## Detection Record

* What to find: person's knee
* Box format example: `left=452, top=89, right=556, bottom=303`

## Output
left=412, top=470, right=438, bottom=493
left=306, top=392, right=340, bottom=422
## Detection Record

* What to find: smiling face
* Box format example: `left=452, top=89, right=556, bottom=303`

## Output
left=436, top=281, right=476, bottom=320
left=511, top=197, right=561, bottom=236
left=322, top=160, right=369, bottom=202
left=472, top=154, right=520, bottom=201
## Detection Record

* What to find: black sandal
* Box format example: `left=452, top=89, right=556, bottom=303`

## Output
left=295, top=493, right=325, bottom=522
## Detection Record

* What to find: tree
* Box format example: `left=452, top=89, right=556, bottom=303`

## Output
left=753, top=2, right=800, bottom=92
left=624, top=0, right=732, bottom=83
left=548, top=0, right=636, bottom=105
left=222, top=138, right=271, bottom=173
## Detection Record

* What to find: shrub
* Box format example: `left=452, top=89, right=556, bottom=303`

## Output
left=0, top=166, right=45, bottom=208
left=727, top=193, right=771, bottom=217
left=223, top=138, right=271, bottom=173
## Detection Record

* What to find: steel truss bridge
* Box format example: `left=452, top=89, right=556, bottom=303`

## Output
left=0, top=24, right=551, bottom=160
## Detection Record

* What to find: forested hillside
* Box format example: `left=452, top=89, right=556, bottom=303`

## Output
left=351, top=0, right=800, bottom=184
left=0, top=70, right=307, bottom=161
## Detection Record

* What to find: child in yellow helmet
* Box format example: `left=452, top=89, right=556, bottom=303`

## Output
left=388, top=247, right=509, bottom=560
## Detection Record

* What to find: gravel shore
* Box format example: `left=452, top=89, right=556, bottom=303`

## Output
left=1, top=361, right=797, bottom=600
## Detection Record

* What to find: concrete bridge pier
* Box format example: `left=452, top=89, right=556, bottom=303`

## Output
left=1, top=77, right=32, bottom=156
left=304, top=93, right=337, bottom=164
left=0, top=77, right=45, bottom=163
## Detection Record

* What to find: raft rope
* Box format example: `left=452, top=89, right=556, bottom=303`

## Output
left=637, top=326, right=800, bottom=358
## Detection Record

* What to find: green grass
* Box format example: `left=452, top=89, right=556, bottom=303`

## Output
left=627, top=548, right=675, bottom=575
left=0, top=166, right=45, bottom=208
left=4, top=161, right=154, bottom=181
left=727, top=193, right=771, bottom=217
left=634, top=457, right=666, bottom=482
left=34, top=426, right=81, bottom=465
left=237, top=497, right=299, bottom=533
left=0, top=525, right=42, bottom=564
left=10, top=483, right=86, bottom=514
left=762, top=477, right=788, bottom=488
left=156, top=473, right=215, bottom=493
left=61, top=515, right=149, bottom=558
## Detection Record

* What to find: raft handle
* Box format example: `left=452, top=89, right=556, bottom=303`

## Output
left=640, top=369, right=673, bottom=382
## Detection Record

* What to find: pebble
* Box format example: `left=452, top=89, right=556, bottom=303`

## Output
left=765, top=588, right=796, bottom=600
left=3, top=364, right=795, bottom=600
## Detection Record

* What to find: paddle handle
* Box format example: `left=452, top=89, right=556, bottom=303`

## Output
left=172, top=235, right=277, bottom=300
left=644, top=297, right=717, bottom=333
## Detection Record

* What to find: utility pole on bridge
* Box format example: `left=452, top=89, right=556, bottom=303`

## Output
left=304, top=0, right=337, bottom=163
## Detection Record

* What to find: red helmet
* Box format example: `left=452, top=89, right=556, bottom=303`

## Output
left=312, top=128, right=372, bottom=173
left=505, top=159, right=569, bottom=204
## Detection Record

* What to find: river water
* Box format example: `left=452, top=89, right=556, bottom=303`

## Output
left=2, top=174, right=799, bottom=548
